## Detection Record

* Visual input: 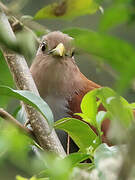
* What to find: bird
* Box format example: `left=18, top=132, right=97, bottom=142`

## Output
left=30, top=31, right=110, bottom=152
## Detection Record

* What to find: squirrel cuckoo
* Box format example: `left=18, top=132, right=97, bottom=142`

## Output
left=30, top=31, right=110, bottom=152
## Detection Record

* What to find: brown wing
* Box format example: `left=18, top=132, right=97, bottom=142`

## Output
left=68, top=72, right=100, bottom=115
left=68, top=73, right=110, bottom=144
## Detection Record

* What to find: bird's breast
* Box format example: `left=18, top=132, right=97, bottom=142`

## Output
left=44, top=95, right=71, bottom=121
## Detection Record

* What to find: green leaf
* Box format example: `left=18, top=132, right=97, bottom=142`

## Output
left=0, top=122, right=31, bottom=164
left=0, top=85, right=54, bottom=128
left=16, top=176, right=46, bottom=180
left=0, top=51, right=14, bottom=87
left=64, top=152, right=90, bottom=167
left=0, top=12, right=18, bottom=52
left=30, top=176, right=37, bottom=180
left=16, top=175, right=28, bottom=180
left=36, top=178, right=49, bottom=180
left=96, top=87, right=133, bottom=127
left=129, top=102, right=135, bottom=109
left=77, top=162, right=94, bottom=170
left=63, top=28, right=135, bottom=92
left=38, top=153, right=71, bottom=180
left=80, top=90, right=98, bottom=126
left=99, top=4, right=129, bottom=32
left=34, top=0, right=99, bottom=20
left=16, top=31, right=36, bottom=60
left=100, top=0, right=133, bottom=32
left=0, top=50, right=14, bottom=108
left=54, top=118, right=98, bottom=151
left=96, top=111, right=108, bottom=132
left=74, top=113, right=92, bottom=124
left=0, top=13, right=36, bottom=60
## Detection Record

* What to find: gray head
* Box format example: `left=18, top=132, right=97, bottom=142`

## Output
left=36, top=31, right=75, bottom=58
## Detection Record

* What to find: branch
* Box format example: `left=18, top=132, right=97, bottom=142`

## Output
left=0, top=2, right=9, bottom=14
left=0, top=108, right=34, bottom=137
left=0, top=11, right=66, bottom=157
left=0, top=1, right=49, bottom=36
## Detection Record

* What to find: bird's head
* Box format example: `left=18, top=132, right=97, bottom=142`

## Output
left=36, top=31, right=75, bottom=61
left=30, top=31, right=81, bottom=97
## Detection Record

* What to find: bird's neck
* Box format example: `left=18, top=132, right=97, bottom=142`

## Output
left=31, top=56, right=84, bottom=99
left=31, top=56, right=84, bottom=120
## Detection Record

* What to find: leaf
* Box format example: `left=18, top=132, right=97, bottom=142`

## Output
left=30, top=176, right=37, bottom=180
left=0, top=50, right=14, bottom=108
left=96, top=111, right=108, bottom=132
left=34, top=0, right=99, bottom=20
left=0, top=85, right=54, bottom=128
left=63, top=28, right=135, bottom=92
left=80, top=90, right=98, bottom=126
left=0, top=122, right=31, bottom=165
left=0, top=12, right=17, bottom=51
left=129, top=103, right=135, bottom=109
left=38, top=153, right=71, bottom=180
left=0, top=51, right=14, bottom=87
left=100, top=0, right=133, bottom=32
left=16, top=31, right=36, bottom=60
left=0, top=13, right=36, bottom=60
left=99, top=4, right=129, bottom=32
left=16, top=176, right=44, bottom=180
left=77, top=162, right=94, bottom=170
left=54, top=118, right=99, bottom=151
left=64, top=152, right=90, bottom=167
left=74, top=113, right=92, bottom=124
left=12, top=106, right=27, bottom=124
left=96, top=87, right=133, bottom=127
left=36, top=178, right=49, bottom=180
left=16, top=175, right=28, bottom=180
left=15, top=107, right=27, bottom=124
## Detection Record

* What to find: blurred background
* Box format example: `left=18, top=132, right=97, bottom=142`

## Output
left=3, top=0, right=135, bottom=103
left=3, top=0, right=135, bottom=101
left=1, top=0, right=135, bottom=179
left=0, top=1, right=118, bottom=88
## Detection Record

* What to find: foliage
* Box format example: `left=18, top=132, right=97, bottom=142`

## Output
left=55, top=117, right=98, bottom=152
left=0, top=14, right=36, bottom=60
left=99, top=0, right=135, bottom=32
left=55, top=87, right=134, bottom=152
left=0, top=85, right=54, bottom=128
left=0, top=50, right=14, bottom=108
left=0, top=0, right=135, bottom=180
left=63, top=28, right=135, bottom=93
left=34, top=0, right=99, bottom=20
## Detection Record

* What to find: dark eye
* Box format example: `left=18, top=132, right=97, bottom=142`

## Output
left=71, top=51, right=75, bottom=57
left=41, top=42, right=47, bottom=52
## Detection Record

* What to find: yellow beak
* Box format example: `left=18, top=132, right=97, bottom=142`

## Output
left=51, top=43, right=65, bottom=57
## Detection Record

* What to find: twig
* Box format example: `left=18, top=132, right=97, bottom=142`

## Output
left=0, top=108, right=34, bottom=137
left=0, top=11, right=66, bottom=157
left=67, top=134, right=70, bottom=155
left=0, top=1, right=49, bottom=35
left=0, top=1, right=9, bottom=14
